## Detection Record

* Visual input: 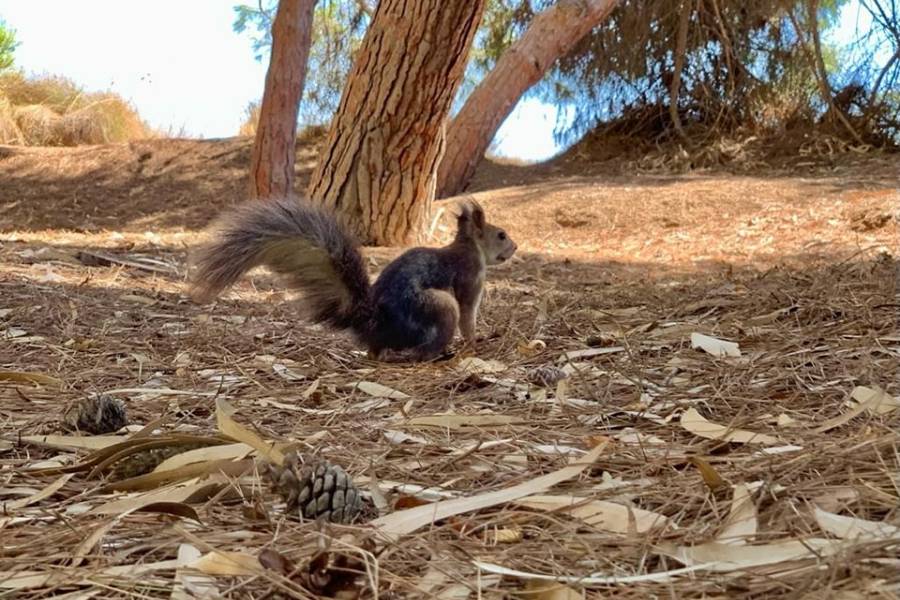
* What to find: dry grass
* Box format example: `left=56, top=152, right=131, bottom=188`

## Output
left=0, top=71, right=149, bottom=146
left=238, top=100, right=261, bottom=137
left=0, top=143, right=898, bottom=598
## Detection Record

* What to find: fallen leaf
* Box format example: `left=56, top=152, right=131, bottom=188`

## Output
left=813, top=387, right=886, bottom=433
left=0, top=371, right=63, bottom=387
left=152, top=443, right=255, bottom=473
left=3, top=474, right=73, bottom=510
left=399, top=414, right=521, bottom=429
left=813, top=506, right=900, bottom=541
left=216, top=398, right=284, bottom=466
left=522, top=579, right=583, bottom=599
left=717, top=484, right=757, bottom=544
left=474, top=561, right=708, bottom=585
left=89, top=482, right=224, bottom=515
left=457, top=357, right=508, bottom=374
left=515, top=494, right=670, bottom=534
left=690, top=457, right=727, bottom=490
left=680, top=408, right=778, bottom=444
left=690, top=333, right=741, bottom=358
left=189, top=551, right=261, bottom=576
left=558, top=347, right=625, bottom=362
left=371, top=442, right=608, bottom=542
left=659, top=538, right=841, bottom=572
left=849, top=386, right=899, bottom=416
left=350, top=381, right=410, bottom=399
left=20, top=434, right=128, bottom=451
left=173, top=544, right=220, bottom=599
left=517, top=339, right=547, bottom=357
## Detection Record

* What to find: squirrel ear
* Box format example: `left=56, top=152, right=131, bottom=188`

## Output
left=470, top=201, right=485, bottom=230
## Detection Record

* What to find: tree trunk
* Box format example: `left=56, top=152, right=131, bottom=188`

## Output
left=436, top=0, right=619, bottom=199
left=249, top=0, right=317, bottom=200
left=307, top=0, right=487, bottom=245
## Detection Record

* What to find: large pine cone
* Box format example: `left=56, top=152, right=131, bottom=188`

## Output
left=62, top=395, right=127, bottom=435
left=262, top=452, right=367, bottom=525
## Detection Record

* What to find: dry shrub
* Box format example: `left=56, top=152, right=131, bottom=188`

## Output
left=0, top=93, right=23, bottom=144
left=239, top=100, right=260, bottom=136
left=0, top=71, right=150, bottom=146
left=14, top=104, right=62, bottom=145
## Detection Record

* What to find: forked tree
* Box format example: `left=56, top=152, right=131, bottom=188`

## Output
left=437, top=0, right=620, bottom=198
left=249, top=0, right=317, bottom=199
left=307, top=0, right=487, bottom=245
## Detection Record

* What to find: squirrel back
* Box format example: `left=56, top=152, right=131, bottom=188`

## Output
left=189, top=198, right=517, bottom=362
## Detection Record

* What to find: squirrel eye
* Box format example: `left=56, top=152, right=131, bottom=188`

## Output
left=498, top=231, right=507, bottom=240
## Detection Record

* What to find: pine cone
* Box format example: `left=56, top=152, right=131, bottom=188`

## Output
left=262, top=452, right=367, bottom=524
left=527, top=365, right=568, bottom=387
left=62, top=395, right=127, bottom=435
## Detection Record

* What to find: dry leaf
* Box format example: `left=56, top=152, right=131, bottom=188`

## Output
left=680, top=408, right=778, bottom=444
left=514, top=494, right=670, bottom=534
left=173, top=544, right=220, bottom=599
left=89, top=481, right=224, bottom=515
left=813, top=387, right=886, bottom=433
left=152, top=443, right=255, bottom=473
left=474, top=561, right=708, bottom=585
left=457, top=357, right=508, bottom=374
left=690, top=333, right=741, bottom=358
left=717, top=484, right=757, bottom=544
left=351, top=381, right=410, bottom=399
left=189, top=551, right=261, bottom=576
left=690, top=457, right=727, bottom=490
left=813, top=506, right=900, bottom=541
left=849, top=386, right=899, bottom=416
left=659, top=538, right=841, bottom=572
left=3, top=473, right=72, bottom=510
left=400, top=413, right=521, bottom=429
left=558, top=346, right=625, bottom=362
left=522, top=579, right=583, bottom=599
left=371, top=442, right=608, bottom=542
left=0, top=370, right=63, bottom=387
left=490, top=527, right=523, bottom=543
left=517, top=339, right=547, bottom=357
left=215, top=398, right=284, bottom=465
left=20, top=434, right=126, bottom=451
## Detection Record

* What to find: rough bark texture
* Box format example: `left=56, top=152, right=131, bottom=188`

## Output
left=307, top=0, right=487, bottom=246
left=249, top=0, right=316, bottom=200
left=436, top=0, right=619, bottom=199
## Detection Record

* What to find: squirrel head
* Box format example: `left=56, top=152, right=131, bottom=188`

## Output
left=455, top=199, right=517, bottom=265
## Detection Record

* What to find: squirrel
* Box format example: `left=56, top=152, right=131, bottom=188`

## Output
left=189, top=197, right=517, bottom=362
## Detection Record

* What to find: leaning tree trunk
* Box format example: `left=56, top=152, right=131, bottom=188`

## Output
left=307, top=0, right=487, bottom=245
left=436, top=0, right=619, bottom=199
left=249, top=0, right=317, bottom=200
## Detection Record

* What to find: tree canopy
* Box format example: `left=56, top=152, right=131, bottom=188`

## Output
left=0, top=19, right=18, bottom=72
left=234, top=0, right=899, bottom=150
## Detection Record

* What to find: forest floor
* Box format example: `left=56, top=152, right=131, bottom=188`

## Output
left=0, top=138, right=898, bottom=598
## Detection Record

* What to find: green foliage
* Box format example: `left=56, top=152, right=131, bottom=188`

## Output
left=235, top=0, right=898, bottom=147
left=0, top=19, right=19, bottom=72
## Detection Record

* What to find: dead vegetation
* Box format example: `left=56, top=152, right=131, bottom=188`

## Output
left=0, top=141, right=898, bottom=597
left=0, top=71, right=150, bottom=146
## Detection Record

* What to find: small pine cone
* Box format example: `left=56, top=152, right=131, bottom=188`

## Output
left=527, top=365, right=568, bottom=387
left=262, top=452, right=366, bottom=524
left=62, top=395, right=127, bottom=435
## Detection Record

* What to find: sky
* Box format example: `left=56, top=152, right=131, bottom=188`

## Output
left=0, top=1, right=884, bottom=163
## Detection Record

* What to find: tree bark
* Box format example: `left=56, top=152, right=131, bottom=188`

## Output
left=668, top=0, right=691, bottom=140
left=307, top=0, right=487, bottom=245
left=436, top=0, right=619, bottom=199
left=249, top=0, right=317, bottom=200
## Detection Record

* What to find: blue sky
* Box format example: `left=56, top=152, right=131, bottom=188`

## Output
left=0, top=1, right=882, bottom=162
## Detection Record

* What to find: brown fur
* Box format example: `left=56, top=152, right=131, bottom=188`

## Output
left=189, top=197, right=516, bottom=362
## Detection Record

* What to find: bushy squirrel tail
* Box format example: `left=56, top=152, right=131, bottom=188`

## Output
left=189, top=197, right=373, bottom=335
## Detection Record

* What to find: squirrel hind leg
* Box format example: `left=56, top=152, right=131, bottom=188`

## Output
left=374, top=290, right=459, bottom=363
